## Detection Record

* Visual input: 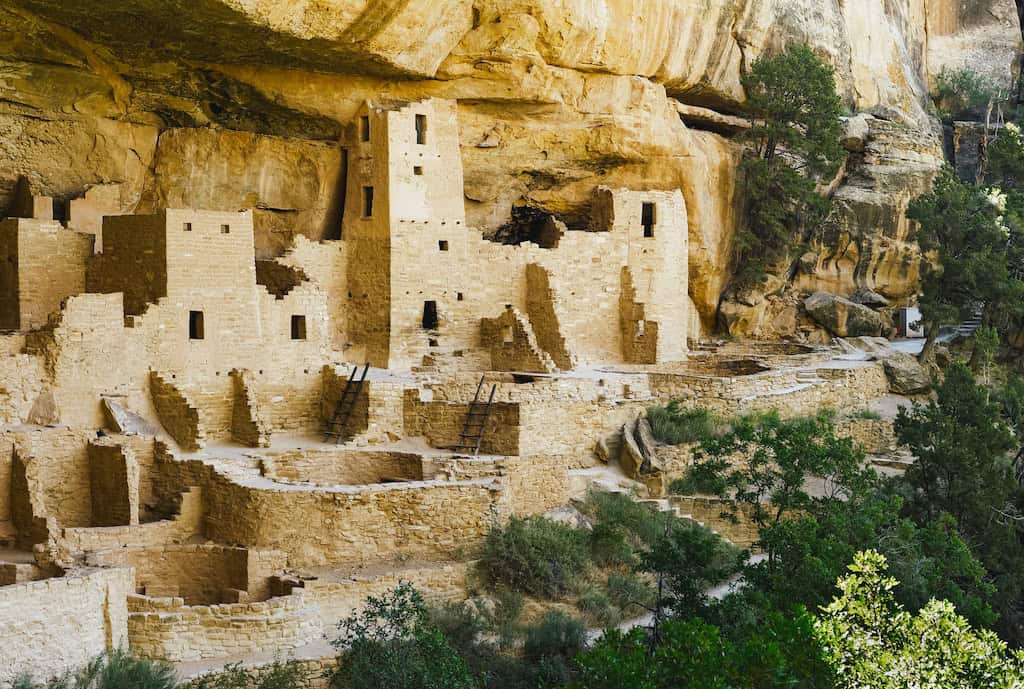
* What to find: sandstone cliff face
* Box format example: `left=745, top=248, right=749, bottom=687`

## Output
left=0, top=0, right=1019, bottom=335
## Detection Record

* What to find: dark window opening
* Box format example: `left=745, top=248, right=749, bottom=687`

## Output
left=457, top=292, right=464, bottom=301
left=183, top=222, right=192, bottom=232
left=641, top=202, right=656, bottom=238
left=422, top=300, right=438, bottom=330
left=471, top=6, right=481, bottom=28
left=428, top=338, right=438, bottom=347
left=415, top=114, right=427, bottom=145
left=439, top=240, right=449, bottom=251
left=363, top=186, right=374, bottom=218
left=291, top=315, right=307, bottom=340
left=220, top=224, right=230, bottom=234
left=189, top=311, right=204, bottom=340
left=360, top=115, right=370, bottom=142
left=414, top=165, right=423, bottom=176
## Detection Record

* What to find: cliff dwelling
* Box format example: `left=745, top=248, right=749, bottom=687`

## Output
left=0, top=0, right=1022, bottom=684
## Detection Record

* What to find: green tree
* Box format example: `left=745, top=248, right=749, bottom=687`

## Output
left=683, top=410, right=875, bottom=533
left=747, top=493, right=996, bottom=629
left=906, top=169, right=1017, bottom=362
left=815, top=551, right=1024, bottom=689
left=733, top=45, right=845, bottom=287
left=895, top=362, right=1017, bottom=534
left=895, top=362, right=1024, bottom=643
left=570, top=612, right=832, bottom=689
left=330, top=583, right=475, bottom=689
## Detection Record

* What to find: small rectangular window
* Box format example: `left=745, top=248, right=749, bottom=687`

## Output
left=291, top=315, right=307, bottom=340
left=360, top=115, right=370, bottom=142
left=457, top=292, right=464, bottom=301
left=189, top=311, right=204, bottom=340
left=439, top=240, right=449, bottom=251
left=220, top=224, right=230, bottom=234
left=422, top=300, right=438, bottom=330
left=641, top=202, right=656, bottom=238
left=363, top=186, right=374, bottom=218
left=415, top=114, right=427, bottom=145
left=414, top=166, right=423, bottom=176
left=183, top=222, right=192, bottom=232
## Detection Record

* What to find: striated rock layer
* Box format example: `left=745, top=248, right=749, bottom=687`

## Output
left=0, top=0, right=1019, bottom=336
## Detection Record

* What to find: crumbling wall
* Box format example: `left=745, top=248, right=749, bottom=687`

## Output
left=524, top=264, right=575, bottom=369
left=480, top=307, right=556, bottom=373
left=86, top=214, right=167, bottom=316
left=0, top=568, right=132, bottom=688
left=230, top=369, right=272, bottom=448
left=150, top=373, right=204, bottom=451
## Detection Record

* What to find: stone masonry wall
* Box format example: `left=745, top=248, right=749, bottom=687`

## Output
left=127, top=590, right=321, bottom=662
left=154, top=451, right=505, bottom=567
left=0, top=568, right=133, bottom=688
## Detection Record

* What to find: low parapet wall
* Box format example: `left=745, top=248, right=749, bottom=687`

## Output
left=154, top=450, right=505, bottom=567
left=128, top=590, right=322, bottom=662
left=649, top=363, right=888, bottom=417
left=0, top=567, right=132, bottom=688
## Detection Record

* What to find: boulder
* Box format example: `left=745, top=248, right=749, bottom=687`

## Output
left=842, top=114, right=872, bottom=152
left=102, top=397, right=157, bottom=435
left=850, top=287, right=890, bottom=308
left=804, top=292, right=883, bottom=337
left=879, top=353, right=931, bottom=395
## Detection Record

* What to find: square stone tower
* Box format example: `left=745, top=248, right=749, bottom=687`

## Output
left=343, top=99, right=469, bottom=368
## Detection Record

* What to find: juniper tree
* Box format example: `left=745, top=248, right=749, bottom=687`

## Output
left=733, top=45, right=845, bottom=288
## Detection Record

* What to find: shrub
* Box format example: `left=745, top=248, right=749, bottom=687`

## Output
left=523, top=610, right=587, bottom=662
left=934, top=66, right=1000, bottom=120
left=577, top=589, right=619, bottom=627
left=850, top=408, right=882, bottom=421
left=647, top=403, right=717, bottom=445
left=330, top=583, right=475, bottom=689
left=193, top=659, right=312, bottom=689
left=605, top=572, right=656, bottom=615
left=13, top=650, right=177, bottom=689
left=477, top=517, right=589, bottom=597
left=582, top=489, right=674, bottom=568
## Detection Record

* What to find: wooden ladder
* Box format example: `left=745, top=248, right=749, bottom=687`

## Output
left=323, top=364, right=369, bottom=444
left=454, top=376, right=497, bottom=456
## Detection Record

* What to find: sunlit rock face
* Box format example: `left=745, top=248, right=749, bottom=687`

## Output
left=0, top=0, right=1019, bottom=337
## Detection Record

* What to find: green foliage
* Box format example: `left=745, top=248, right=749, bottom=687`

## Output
left=747, top=492, right=996, bottom=628
left=13, top=650, right=177, bottom=689
left=850, top=408, right=882, bottom=421
left=641, top=521, right=740, bottom=618
left=330, top=583, right=475, bottom=689
left=193, top=660, right=312, bottom=689
left=477, top=516, right=590, bottom=598
left=896, top=362, right=1017, bottom=533
left=581, top=489, right=674, bottom=567
left=646, top=403, right=716, bottom=445
left=815, top=551, right=1024, bottom=689
left=576, top=589, right=619, bottom=627
left=523, top=610, right=586, bottom=662
left=686, top=410, right=875, bottom=530
left=934, top=66, right=1000, bottom=121
left=906, top=169, right=1020, bottom=357
left=571, top=610, right=832, bottom=689
left=604, top=572, right=656, bottom=616
left=734, top=44, right=845, bottom=287
left=971, top=325, right=1001, bottom=383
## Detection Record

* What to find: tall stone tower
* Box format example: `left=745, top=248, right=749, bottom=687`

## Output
left=343, top=98, right=469, bottom=369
